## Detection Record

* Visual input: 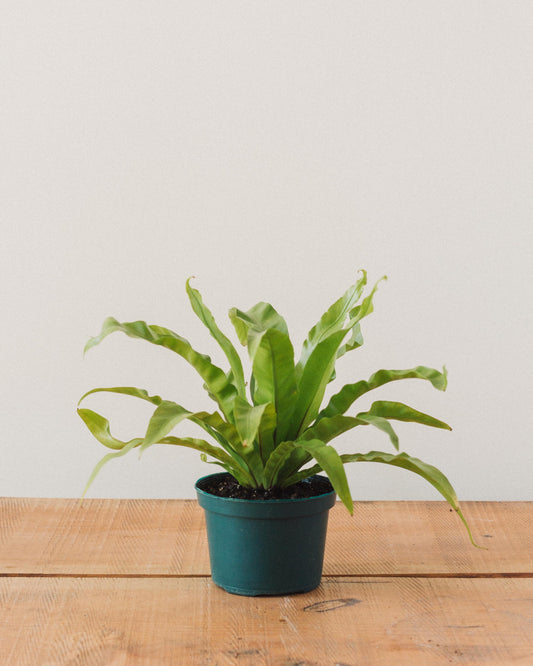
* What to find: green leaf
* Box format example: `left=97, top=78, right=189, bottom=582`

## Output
left=227, top=309, right=250, bottom=345
left=79, top=407, right=247, bottom=496
left=233, top=396, right=265, bottom=449
left=82, top=438, right=141, bottom=498
left=78, top=386, right=163, bottom=407
left=255, top=403, right=278, bottom=464
left=229, top=302, right=291, bottom=378
left=78, top=408, right=139, bottom=450
left=198, top=452, right=247, bottom=480
left=282, top=448, right=480, bottom=547
left=291, top=329, right=348, bottom=438
left=356, top=401, right=452, bottom=431
left=141, top=401, right=195, bottom=453
left=295, top=439, right=353, bottom=514
left=355, top=414, right=400, bottom=450
left=296, top=271, right=368, bottom=377
left=234, top=397, right=277, bottom=465
left=232, top=397, right=278, bottom=485
left=193, top=411, right=242, bottom=452
left=250, top=328, right=297, bottom=444
left=284, top=413, right=398, bottom=480
left=160, top=435, right=237, bottom=468
left=77, top=387, right=250, bottom=466
left=319, top=366, right=448, bottom=419
left=83, top=317, right=238, bottom=421
left=159, top=435, right=251, bottom=484
left=229, top=302, right=289, bottom=345
left=186, top=278, right=246, bottom=397
left=347, top=275, right=387, bottom=327
left=303, top=413, right=399, bottom=451
left=262, top=439, right=298, bottom=488
left=335, top=321, right=364, bottom=361
left=283, top=414, right=365, bottom=479
left=290, top=276, right=388, bottom=438
left=302, top=414, right=367, bottom=443
left=338, top=451, right=482, bottom=548
left=264, top=438, right=353, bottom=512
left=140, top=401, right=254, bottom=484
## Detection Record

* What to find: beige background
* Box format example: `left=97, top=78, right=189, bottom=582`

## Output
left=2, top=2, right=532, bottom=499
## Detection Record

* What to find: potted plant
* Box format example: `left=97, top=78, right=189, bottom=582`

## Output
left=78, top=271, right=479, bottom=596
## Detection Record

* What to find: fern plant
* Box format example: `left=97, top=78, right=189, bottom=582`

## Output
left=78, top=272, right=477, bottom=544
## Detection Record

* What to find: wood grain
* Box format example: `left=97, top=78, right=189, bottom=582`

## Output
left=1, top=499, right=530, bottom=576
left=2, top=500, right=531, bottom=664
left=1, top=576, right=531, bottom=665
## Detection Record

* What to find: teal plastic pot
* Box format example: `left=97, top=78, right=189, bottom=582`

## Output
left=195, top=472, right=336, bottom=596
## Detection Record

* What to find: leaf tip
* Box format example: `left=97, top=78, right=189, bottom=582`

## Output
left=80, top=482, right=91, bottom=502
left=341, top=495, right=354, bottom=515
left=453, top=505, right=488, bottom=549
left=430, top=365, right=449, bottom=393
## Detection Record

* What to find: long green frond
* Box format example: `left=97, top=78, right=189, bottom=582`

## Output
left=339, top=451, right=482, bottom=548
left=81, top=438, right=141, bottom=498
left=84, top=317, right=237, bottom=421
left=78, top=408, right=138, bottom=450
left=139, top=400, right=255, bottom=484
left=319, top=366, right=448, bottom=419
left=295, top=439, right=353, bottom=514
left=250, top=329, right=297, bottom=444
left=186, top=278, right=246, bottom=397
left=296, top=271, right=368, bottom=376
left=229, top=302, right=289, bottom=345
left=356, top=401, right=452, bottom=431
left=291, top=329, right=348, bottom=438
left=78, top=386, right=163, bottom=407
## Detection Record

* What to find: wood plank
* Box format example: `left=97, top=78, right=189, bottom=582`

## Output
left=1, top=577, right=531, bottom=665
left=326, top=501, right=533, bottom=577
left=1, top=499, right=531, bottom=576
left=0, top=497, right=208, bottom=576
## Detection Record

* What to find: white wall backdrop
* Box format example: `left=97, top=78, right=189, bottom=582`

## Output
left=2, top=2, right=532, bottom=500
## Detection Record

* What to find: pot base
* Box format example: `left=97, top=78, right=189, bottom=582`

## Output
left=215, top=581, right=320, bottom=597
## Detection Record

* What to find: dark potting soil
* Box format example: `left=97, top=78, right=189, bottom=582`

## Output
left=199, top=473, right=333, bottom=500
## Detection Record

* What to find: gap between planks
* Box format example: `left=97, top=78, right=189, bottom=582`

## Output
left=1, top=571, right=531, bottom=579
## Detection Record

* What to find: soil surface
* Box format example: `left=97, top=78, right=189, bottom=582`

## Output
left=199, top=473, right=333, bottom=500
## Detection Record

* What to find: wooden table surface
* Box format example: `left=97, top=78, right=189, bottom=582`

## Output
left=1, top=499, right=531, bottom=665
